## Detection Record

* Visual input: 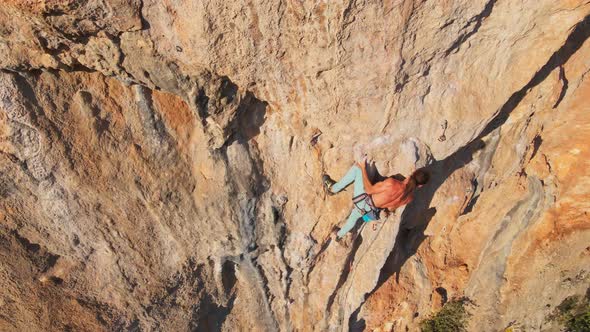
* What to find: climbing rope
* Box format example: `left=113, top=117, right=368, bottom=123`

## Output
left=338, top=219, right=388, bottom=331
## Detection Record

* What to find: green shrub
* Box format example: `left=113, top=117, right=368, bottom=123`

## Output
left=420, top=298, right=472, bottom=332
left=565, top=311, right=590, bottom=332
left=548, top=288, right=590, bottom=332
left=557, top=296, right=580, bottom=315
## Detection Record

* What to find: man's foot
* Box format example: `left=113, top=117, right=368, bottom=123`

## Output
left=330, top=230, right=339, bottom=242
left=322, top=174, right=336, bottom=196
left=330, top=230, right=352, bottom=247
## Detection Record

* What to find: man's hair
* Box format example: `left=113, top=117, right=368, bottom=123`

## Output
left=411, top=169, right=430, bottom=186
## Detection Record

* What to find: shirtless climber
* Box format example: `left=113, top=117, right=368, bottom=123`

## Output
left=323, top=159, right=429, bottom=242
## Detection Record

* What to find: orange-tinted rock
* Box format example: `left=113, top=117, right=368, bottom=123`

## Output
left=1, top=1, right=589, bottom=331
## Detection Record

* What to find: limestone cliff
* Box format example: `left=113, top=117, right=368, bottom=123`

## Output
left=0, top=1, right=589, bottom=331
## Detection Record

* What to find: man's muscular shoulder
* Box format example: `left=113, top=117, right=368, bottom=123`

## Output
left=381, top=178, right=398, bottom=187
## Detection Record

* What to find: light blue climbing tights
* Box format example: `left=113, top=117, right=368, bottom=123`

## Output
left=331, top=165, right=371, bottom=238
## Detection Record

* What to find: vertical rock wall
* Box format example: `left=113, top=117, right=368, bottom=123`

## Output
left=0, top=1, right=589, bottom=331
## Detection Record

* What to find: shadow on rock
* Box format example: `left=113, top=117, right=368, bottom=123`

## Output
left=375, top=139, right=486, bottom=288
left=227, top=91, right=268, bottom=146
left=372, top=13, right=590, bottom=290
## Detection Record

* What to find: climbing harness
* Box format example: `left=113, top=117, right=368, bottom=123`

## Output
left=352, top=193, right=381, bottom=222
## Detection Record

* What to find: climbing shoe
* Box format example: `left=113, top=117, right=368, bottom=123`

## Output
left=322, top=174, right=336, bottom=196
left=337, top=235, right=353, bottom=248
left=330, top=230, right=343, bottom=244
left=330, top=230, right=351, bottom=248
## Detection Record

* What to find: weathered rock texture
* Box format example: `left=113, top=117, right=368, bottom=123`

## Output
left=1, top=1, right=589, bottom=331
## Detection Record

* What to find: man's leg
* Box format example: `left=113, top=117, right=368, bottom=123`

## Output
left=331, top=165, right=365, bottom=195
left=337, top=207, right=363, bottom=238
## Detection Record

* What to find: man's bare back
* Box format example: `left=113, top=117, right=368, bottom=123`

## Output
left=371, top=178, right=413, bottom=209
left=358, top=161, right=416, bottom=211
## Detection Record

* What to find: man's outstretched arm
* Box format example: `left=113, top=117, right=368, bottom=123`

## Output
left=358, top=160, right=372, bottom=191
left=359, top=161, right=386, bottom=195
left=359, top=160, right=395, bottom=195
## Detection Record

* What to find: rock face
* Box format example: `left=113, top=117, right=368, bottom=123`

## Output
left=0, top=1, right=589, bottom=331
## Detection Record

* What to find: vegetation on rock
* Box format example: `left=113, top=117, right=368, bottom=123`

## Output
left=419, top=298, right=472, bottom=332
left=547, top=288, right=590, bottom=332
